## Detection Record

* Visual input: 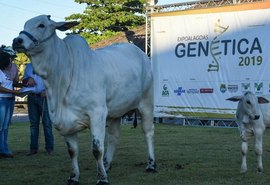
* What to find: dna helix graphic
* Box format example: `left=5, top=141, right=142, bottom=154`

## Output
left=208, top=19, right=229, bottom=72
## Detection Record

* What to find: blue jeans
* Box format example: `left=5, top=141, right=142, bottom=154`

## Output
left=0, top=97, right=15, bottom=154
left=27, top=95, right=54, bottom=152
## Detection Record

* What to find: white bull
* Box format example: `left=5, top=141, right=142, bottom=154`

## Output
left=227, top=91, right=270, bottom=173
left=12, top=15, right=156, bottom=185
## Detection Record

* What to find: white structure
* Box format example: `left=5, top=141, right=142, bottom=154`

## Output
left=146, top=0, right=268, bottom=126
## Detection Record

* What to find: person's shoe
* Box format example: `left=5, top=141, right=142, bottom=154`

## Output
left=46, top=150, right=53, bottom=155
left=26, top=150, right=38, bottom=156
left=0, top=153, right=14, bottom=158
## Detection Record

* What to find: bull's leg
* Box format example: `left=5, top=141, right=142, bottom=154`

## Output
left=138, top=86, right=156, bottom=172
left=141, top=112, right=156, bottom=172
left=104, top=118, right=121, bottom=172
left=65, top=134, right=80, bottom=185
left=254, top=129, right=264, bottom=173
left=240, top=141, right=248, bottom=173
left=90, top=111, right=109, bottom=185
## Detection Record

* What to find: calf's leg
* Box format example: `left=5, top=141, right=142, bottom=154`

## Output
left=255, top=129, right=264, bottom=173
left=241, top=141, right=248, bottom=173
left=65, top=134, right=80, bottom=185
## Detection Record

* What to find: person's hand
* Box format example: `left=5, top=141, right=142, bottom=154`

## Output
left=13, top=89, right=21, bottom=96
left=41, top=91, right=47, bottom=98
left=26, top=77, right=36, bottom=87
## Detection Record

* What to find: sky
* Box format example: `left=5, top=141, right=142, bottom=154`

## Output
left=0, top=0, right=193, bottom=46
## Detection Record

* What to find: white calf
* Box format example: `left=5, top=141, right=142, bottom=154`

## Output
left=227, top=91, right=270, bottom=173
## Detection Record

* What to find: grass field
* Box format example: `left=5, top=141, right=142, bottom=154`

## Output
left=1, top=122, right=270, bottom=185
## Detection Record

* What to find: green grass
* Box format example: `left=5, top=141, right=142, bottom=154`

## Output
left=2, top=122, right=270, bottom=185
left=159, top=110, right=235, bottom=119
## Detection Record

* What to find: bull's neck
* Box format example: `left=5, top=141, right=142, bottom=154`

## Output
left=30, top=37, right=73, bottom=120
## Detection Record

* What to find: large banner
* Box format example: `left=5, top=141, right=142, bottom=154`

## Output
left=152, top=1, right=270, bottom=119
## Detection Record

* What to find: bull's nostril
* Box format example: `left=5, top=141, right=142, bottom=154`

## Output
left=254, top=115, right=260, bottom=120
left=17, top=38, right=23, bottom=44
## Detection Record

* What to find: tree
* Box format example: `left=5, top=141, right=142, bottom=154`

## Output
left=14, top=53, right=30, bottom=79
left=66, top=0, right=147, bottom=45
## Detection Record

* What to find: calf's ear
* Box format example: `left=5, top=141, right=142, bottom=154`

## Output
left=55, top=21, right=80, bottom=31
left=226, top=96, right=242, bottom=102
left=258, top=97, right=269, bottom=104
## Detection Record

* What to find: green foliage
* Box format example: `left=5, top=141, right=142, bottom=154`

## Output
left=13, top=53, right=30, bottom=79
left=66, top=0, right=147, bottom=44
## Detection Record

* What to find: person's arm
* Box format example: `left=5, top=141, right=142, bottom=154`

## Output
left=22, top=64, right=31, bottom=81
left=22, top=77, right=36, bottom=87
left=22, top=64, right=36, bottom=87
left=0, top=84, right=20, bottom=95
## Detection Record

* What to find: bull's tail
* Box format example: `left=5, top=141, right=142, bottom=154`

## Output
left=133, top=111, right=137, bottom=128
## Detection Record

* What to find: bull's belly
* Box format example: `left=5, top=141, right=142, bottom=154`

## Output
left=107, top=103, right=139, bottom=118
left=50, top=95, right=140, bottom=135
left=106, top=94, right=141, bottom=117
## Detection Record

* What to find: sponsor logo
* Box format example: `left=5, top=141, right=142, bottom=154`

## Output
left=228, top=84, right=238, bottom=93
left=174, top=87, right=185, bottom=96
left=241, top=83, right=250, bottom=92
left=187, top=88, right=199, bottom=94
left=220, top=84, right=226, bottom=93
left=200, top=88, right=213, bottom=93
left=254, top=82, right=263, bottom=94
left=162, top=84, right=169, bottom=97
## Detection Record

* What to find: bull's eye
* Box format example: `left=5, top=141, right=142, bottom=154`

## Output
left=246, top=100, right=251, bottom=105
left=38, top=24, right=45, bottom=28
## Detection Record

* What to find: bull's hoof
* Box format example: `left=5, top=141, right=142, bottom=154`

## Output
left=146, top=162, right=157, bottom=173
left=240, top=169, right=247, bottom=174
left=257, top=168, right=263, bottom=174
left=145, top=167, right=157, bottom=173
left=96, top=180, right=110, bottom=185
left=67, top=179, right=79, bottom=185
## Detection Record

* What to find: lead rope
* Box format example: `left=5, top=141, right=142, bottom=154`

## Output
left=39, top=94, right=45, bottom=144
left=41, top=92, right=47, bottom=121
left=41, top=94, right=45, bottom=122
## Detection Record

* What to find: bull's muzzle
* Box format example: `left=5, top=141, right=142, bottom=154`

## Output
left=12, top=37, right=25, bottom=52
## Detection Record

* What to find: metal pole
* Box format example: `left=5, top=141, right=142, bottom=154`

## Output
left=145, top=13, right=149, bottom=55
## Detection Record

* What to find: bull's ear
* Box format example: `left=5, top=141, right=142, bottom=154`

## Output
left=226, top=96, right=242, bottom=102
left=258, top=96, right=269, bottom=104
left=56, top=21, right=79, bottom=31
